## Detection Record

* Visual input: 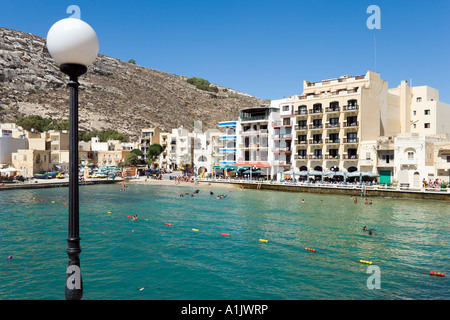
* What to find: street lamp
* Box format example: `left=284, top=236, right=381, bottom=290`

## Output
left=46, top=18, right=98, bottom=300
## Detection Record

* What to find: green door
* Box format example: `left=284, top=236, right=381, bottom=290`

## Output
left=379, top=170, right=391, bottom=184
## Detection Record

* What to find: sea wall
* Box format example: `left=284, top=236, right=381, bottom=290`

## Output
left=206, top=181, right=450, bottom=202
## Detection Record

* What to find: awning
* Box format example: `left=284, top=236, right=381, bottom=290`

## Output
left=231, top=162, right=271, bottom=168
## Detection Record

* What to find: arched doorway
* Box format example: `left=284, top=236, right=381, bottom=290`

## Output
left=348, top=166, right=357, bottom=173
left=299, top=166, right=307, bottom=171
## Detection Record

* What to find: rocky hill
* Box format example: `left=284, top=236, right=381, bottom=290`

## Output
left=0, top=27, right=267, bottom=140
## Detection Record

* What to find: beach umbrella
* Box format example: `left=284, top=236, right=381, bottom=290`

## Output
left=309, top=170, right=323, bottom=176
left=298, top=171, right=308, bottom=176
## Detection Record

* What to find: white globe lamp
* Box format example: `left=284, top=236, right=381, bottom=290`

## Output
left=46, top=17, right=98, bottom=301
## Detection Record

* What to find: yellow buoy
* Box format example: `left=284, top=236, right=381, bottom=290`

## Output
left=192, top=229, right=199, bottom=232
left=259, top=239, right=268, bottom=243
left=107, top=212, right=112, bottom=214
left=359, top=260, right=373, bottom=265
left=51, top=201, right=55, bottom=203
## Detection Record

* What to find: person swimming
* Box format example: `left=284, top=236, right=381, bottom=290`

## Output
left=301, top=199, right=305, bottom=204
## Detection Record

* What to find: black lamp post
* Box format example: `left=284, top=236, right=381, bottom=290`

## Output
left=47, top=17, right=99, bottom=300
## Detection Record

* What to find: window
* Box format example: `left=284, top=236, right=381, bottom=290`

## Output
left=413, top=110, right=416, bottom=116
left=416, top=97, right=422, bottom=102
left=424, top=123, right=430, bottom=128
left=282, top=105, right=289, bottom=112
left=447, top=156, right=450, bottom=163
left=408, top=152, right=414, bottom=160
left=413, top=124, right=416, bottom=128
left=424, top=110, right=430, bottom=115
left=366, top=152, right=371, bottom=160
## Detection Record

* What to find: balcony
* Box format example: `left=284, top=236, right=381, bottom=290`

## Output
left=294, top=154, right=307, bottom=160
left=343, top=105, right=359, bottom=112
left=219, top=148, right=237, bottom=153
left=342, top=154, right=358, bottom=160
left=239, top=129, right=268, bottom=136
left=308, top=154, right=323, bottom=160
left=325, top=138, right=340, bottom=144
left=239, top=144, right=269, bottom=149
left=273, top=134, right=293, bottom=140
left=399, top=158, right=418, bottom=166
left=325, top=107, right=340, bottom=113
left=309, top=108, right=323, bottom=114
left=295, top=125, right=308, bottom=131
left=309, top=139, right=323, bottom=145
left=309, top=124, right=323, bottom=130
left=343, top=121, right=359, bottom=128
left=324, top=154, right=340, bottom=160
left=296, top=140, right=308, bottom=145
left=325, top=123, right=340, bottom=129
left=294, top=110, right=308, bottom=116
left=272, top=147, right=292, bottom=154
left=342, top=138, right=359, bottom=144
left=240, top=115, right=269, bottom=122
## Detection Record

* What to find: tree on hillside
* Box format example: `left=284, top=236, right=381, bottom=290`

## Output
left=15, top=115, right=69, bottom=132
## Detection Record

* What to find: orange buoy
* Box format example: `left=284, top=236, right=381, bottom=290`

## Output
left=429, top=271, right=445, bottom=277
left=165, top=223, right=171, bottom=226
left=221, top=233, right=230, bottom=237
left=305, top=247, right=316, bottom=252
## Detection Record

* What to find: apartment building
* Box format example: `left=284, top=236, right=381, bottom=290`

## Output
left=139, top=128, right=165, bottom=160
left=218, top=121, right=237, bottom=166
left=234, top=106, right=279, bottom=177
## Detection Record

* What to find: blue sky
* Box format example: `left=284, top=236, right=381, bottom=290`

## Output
left=1, top=0, right=449, bottom=102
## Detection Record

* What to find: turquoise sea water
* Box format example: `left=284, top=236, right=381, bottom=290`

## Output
left=0, top=183, right=448, bottom=300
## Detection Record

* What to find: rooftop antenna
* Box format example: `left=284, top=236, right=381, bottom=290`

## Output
left=366, top=5, right=381, bottom=72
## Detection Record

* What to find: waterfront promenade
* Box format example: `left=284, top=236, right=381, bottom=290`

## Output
left=1, top=175, right=449, bottom=202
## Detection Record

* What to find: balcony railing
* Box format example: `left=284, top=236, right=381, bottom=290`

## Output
left=296, top=140, right=308, bottom=145
left=272, top=147, right=292, bottom=153
left=239, top=144, right=268, bottom=149
left=325, top=138, right=340, bottom=144
left=342, top=154, right=358, bottom=160
left=294, top=155, right=307, bottom=160
left=325, top=123, right=340, bottom=129
left=240, top=115, right=268, bottom=122
left=343, top=105, right=359, bottom=111
left=325, top=107, right=340, bottom=113
left=309, top=108, right=323, bottom=114
left=273, top=134, right=293, bottom=140
left=239, top=129, right=268, bottom=136
left=309, top=139, right=323, bottom=145
left=343, top=138, right=359, bottom=143
left=343, top=121, right=359, bottom=127
left=325, top=154, right=340, bottom=160
left=295, top=125, right=308, bottom=131
left=308, top=154, right=323, bottom=160
left=294, top=110, right=308, bottom=115
left=309, top=124, right=323, bottom=130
